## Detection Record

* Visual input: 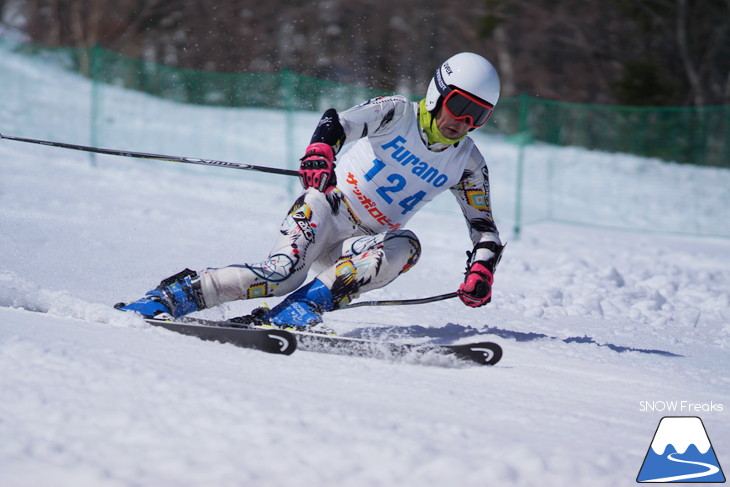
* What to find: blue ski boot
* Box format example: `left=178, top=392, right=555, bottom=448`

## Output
left=116, top=268, right=206, bottom=319
left=261, top=278, right=335, bottom=332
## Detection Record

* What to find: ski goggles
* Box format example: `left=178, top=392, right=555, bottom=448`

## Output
left=442, top=88, right=494, bottom=128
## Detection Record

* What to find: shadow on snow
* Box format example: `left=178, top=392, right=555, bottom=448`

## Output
left=346, top=323, right=682, bottom=358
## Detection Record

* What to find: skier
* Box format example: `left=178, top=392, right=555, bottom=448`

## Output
left=117, top=52, right=505, bottom=331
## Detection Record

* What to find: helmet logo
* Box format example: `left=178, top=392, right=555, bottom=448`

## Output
left=443, top=62, right=453, bottom=75
left=434, top=68, right=449, bottom=95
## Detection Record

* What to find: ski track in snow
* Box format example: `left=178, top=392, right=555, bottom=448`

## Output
left=1, top=45, right=729, bottom=487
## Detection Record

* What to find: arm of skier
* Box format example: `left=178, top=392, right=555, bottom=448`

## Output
left=298, top=108, right=344, bottom=193
left=300, top=96, right=412, bottom=193
left=450, top=147, right=505, bottom=307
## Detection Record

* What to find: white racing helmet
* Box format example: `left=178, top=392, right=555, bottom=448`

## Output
left=425, top=52, right=500, bottom=127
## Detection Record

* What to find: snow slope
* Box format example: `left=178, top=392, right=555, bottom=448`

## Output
left=1, top=47, right=729, bottom=487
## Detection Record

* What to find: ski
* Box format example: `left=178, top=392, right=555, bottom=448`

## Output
left=171, top=317, right=502, bottom=366
left=291, top=329, right=503, bottom=366
left=144, top=318, right=297, bottom=355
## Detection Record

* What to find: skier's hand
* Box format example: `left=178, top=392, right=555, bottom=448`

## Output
left=457, top=261, right=494, bottom=307
left=299, top=142, right=336, bottom=193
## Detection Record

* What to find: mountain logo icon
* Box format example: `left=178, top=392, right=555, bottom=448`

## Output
left=637, top=416, right=725, bottom=483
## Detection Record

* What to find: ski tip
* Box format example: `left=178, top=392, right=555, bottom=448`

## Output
left=263, top=328, right=298, bottom=355
left=452, top=341, right=503, bottom=365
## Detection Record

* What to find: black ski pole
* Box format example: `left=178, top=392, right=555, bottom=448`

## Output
left=0, top=132, right=299, bottom=177
left=344, top=292, right=458, bottom=309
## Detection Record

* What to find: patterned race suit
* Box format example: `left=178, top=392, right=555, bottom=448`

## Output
left=198, top=95, right=501, bottom=309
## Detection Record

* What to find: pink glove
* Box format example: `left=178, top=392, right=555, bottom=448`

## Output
left=457, top=261, right=494, bottom=307
left=299, top=142, right=336, bottom=193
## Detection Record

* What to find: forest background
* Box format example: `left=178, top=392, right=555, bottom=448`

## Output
left=1, top=0, right=729, bottom=107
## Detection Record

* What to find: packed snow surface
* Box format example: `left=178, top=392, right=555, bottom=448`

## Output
left=1, top=46, right=728, bottom=487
